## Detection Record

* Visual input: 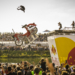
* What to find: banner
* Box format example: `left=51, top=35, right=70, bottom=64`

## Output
left=47, top=35, right=75, bottom=66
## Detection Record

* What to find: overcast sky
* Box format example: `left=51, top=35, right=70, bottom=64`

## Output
left=0, top=0, right=75, bottom=33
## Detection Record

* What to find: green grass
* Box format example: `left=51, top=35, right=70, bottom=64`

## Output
left=0, top=50, right=50, bottom=58
left=0, top=50, right=51, bottom=64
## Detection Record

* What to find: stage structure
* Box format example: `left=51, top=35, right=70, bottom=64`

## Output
left=47, top=29, right=75, bottom=66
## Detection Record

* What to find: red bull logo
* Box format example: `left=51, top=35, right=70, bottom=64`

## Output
left=67, top=47, right=75, bottom=65
left=51, top=45, right=56, bottom=55
left=55, top=37, right=75, bottom=65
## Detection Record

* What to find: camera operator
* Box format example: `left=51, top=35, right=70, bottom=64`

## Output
left=39, top=58, right=46, bottom=71
left=23, top=61, right=31, bottom=75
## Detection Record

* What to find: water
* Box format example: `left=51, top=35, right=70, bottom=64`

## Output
left=0, top=57, right=51, bottom=65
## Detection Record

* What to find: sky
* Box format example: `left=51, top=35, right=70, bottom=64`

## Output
left=0, top=0, right=75, bottom=34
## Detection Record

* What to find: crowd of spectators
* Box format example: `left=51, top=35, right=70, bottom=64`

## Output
left=0, top=32, right=50, bottom=51
left=0, top=44, right=49, bottom=51
left=0, top=32, right=22, bottom=41
left=0, top=58, right=75, bottom=75
left=0, top=33, right=75, bottom=75
left=35, top=33, right=49, bottom=42
left=0, top=32, right=49, bottom=42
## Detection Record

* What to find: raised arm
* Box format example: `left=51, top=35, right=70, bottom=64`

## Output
left=45, top=58, right=54, bottom=75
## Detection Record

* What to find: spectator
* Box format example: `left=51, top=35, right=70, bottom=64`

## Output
left=17, top=71, right=22, bottom=75
left=7, top=67, right=13, bottom=75
left=26, top=70, right=32, bottom=75
left=70, top=67, right=75, bottom=75
left=39, top=58, right=46, bottom=71
left=0, top=64, right=4, bottom=75
left=34, top=68, right=39, bottom=75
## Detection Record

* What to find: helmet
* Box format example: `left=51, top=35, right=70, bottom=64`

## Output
left=22, top=24, right=27, bottom=28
